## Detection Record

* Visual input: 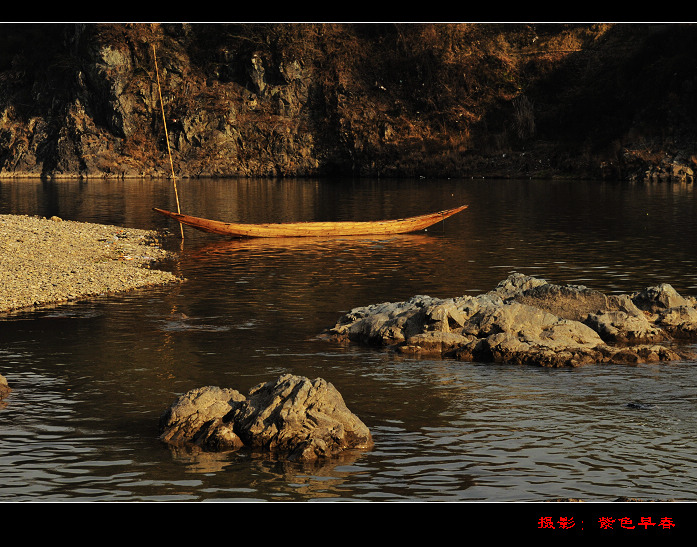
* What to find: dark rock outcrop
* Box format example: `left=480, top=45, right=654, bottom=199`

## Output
left=159, top=374, right=373, bottom=461
left=2, top=23, right=697, bottom=180
left=322, top=273, right=697, bottom=367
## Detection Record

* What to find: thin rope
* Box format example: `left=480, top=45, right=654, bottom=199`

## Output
left=153, top=45, right=184, bottom=239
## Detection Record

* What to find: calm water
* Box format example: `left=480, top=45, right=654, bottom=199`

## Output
left=1, top=177, right=697, bottom=503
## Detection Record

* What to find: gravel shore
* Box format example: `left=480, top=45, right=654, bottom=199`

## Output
left=0, top=214, right=182, bottom=313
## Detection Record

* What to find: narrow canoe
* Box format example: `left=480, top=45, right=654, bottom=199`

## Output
left=153, top=204, right=468, bottom=238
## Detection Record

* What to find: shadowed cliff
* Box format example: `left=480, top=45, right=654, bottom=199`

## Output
left=1, top=23, right=695, bottom=181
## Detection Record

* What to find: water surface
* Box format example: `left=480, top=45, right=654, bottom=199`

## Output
left=1, top=177, right=696, bottom=502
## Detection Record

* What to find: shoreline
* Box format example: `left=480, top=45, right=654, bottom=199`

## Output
left=0, top=214, right=182, bottom=314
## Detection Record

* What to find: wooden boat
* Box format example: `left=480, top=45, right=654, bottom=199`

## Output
left=153, top=204, right=468, bottom=238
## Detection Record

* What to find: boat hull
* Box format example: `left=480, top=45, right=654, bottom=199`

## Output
left=153, top=204, right=468, bottom=238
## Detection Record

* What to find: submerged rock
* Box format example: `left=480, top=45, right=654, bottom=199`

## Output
left=321, top=273, right=697, bottom=367
left=159, top=374, right=373, bottom=461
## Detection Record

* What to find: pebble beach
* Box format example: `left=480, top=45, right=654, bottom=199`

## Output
left=0, top=214, right=182, bottom=314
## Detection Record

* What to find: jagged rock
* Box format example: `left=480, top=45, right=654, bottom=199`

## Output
left=657, top=305, right=697, bottom=338
left=398, top=331, right=475, bottom=355
left=159, top=386, right=247, bottom=448
left=512, top=281, right=609, bottom=321
left=331, top=295, right=443, bottom=346
left=632, top=283, right=693, bottom=314
left=159, top=374, right=373, bottom=461
left=322, top=274, right=697, bottom=367
left=489, top=272, right=548, bottom=299
left=232, top=374, right=373, bottom=461
left=584, top=294, right=664, bottom=344
left=584, top=309, right=663, bottom=344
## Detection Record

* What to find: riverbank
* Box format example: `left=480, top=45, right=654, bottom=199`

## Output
left=0, top=214, right=182, bottom=313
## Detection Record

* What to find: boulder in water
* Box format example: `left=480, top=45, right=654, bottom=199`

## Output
left=159, top=374, right=373, bottom=461
left=322, top=273, right=697, bottom=367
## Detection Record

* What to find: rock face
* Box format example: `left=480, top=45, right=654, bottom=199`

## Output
left=159, top=374, right=373, bottom=461
left=2, top=23, right=697, bottom=181
left=322, top=274, right=697, bottom=367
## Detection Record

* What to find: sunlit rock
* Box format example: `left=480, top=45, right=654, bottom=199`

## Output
left=322, top=273, right=697, bottom=367
left=632, top=283, right=693, bottom=314
left=159, top=374, right=373, bottom=462
left=159, top=386, right=246, bottom=449
left=657, top=305, right=697, bottom=338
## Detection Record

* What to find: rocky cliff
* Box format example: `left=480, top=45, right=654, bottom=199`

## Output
left=1, top=23, right=696, bottom=181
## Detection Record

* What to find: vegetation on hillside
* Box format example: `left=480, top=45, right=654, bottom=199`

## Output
left=0, top=22, right=695, bottom=181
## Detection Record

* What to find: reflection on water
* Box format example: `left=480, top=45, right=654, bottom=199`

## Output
left=1, top=177, right=697, bottom=502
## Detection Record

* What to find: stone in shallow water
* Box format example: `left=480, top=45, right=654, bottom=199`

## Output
left=322, top=273, right=697, bottom=367
left=159, top=374, right=373, bottom=461
left=159, top=385, right=246, bottom=449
